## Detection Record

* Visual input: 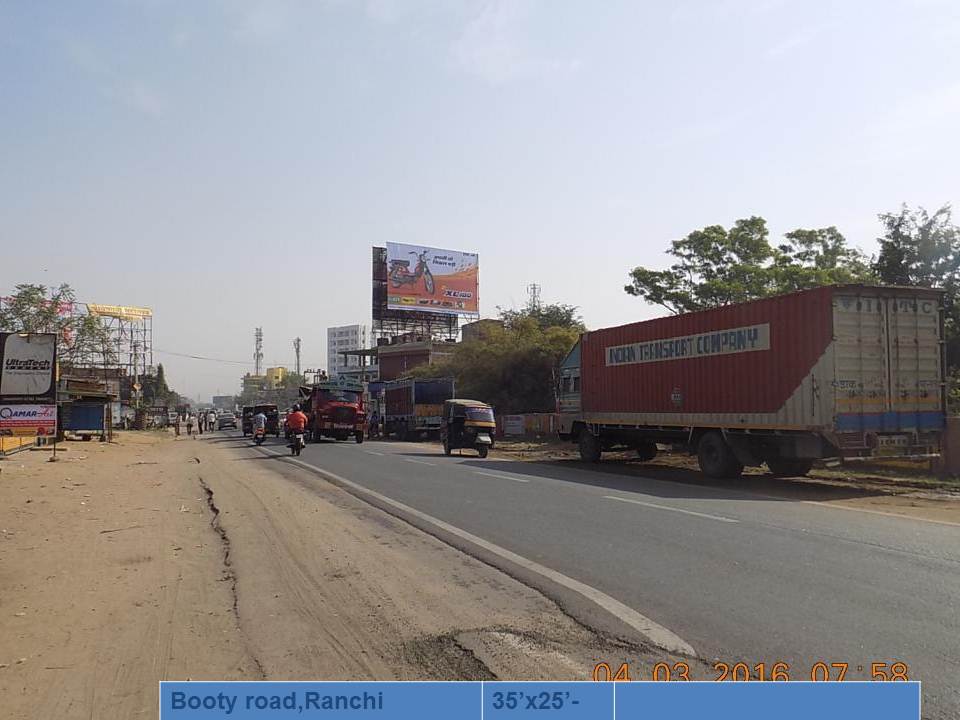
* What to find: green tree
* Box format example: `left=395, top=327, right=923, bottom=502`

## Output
left=499, top=302, right=585, bottom=332
left=411, top=306, right=582, bottom=414
left=625, top=217, right=874, bottom=314
left=0, top=283, right=116, bottom=367
left=872, top=203, right=960, bottom=369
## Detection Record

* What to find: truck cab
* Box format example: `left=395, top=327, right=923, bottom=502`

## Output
left=305, top=378, right=366, bottom=443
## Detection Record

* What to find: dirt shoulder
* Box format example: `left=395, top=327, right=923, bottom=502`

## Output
left=196, top=436, right=697, bottom=681
left=0, top=432, right=251, bottom=720
left=0, top=432, right=700, bottom=720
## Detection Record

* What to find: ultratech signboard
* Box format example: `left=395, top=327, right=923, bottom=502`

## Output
left=0, top=404, right=57, bottom=437
left=0, top=333, right=57, bottom=401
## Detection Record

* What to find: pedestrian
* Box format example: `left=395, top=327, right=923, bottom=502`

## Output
left=197, top=411, right=204, bottom=434
left=207, top=409, right=217, bottom=432
left=186, top=414, right=194, bottom=436
left=173, top=414, right=181, bottom=437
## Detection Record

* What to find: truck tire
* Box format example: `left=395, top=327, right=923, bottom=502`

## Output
left=766, top=458, right=813, bottom=477
left=697, top=432, right=743, bottom=479
left=636, top=442, right=658, bottom=462
left=578, top=430, right=601, bottom=463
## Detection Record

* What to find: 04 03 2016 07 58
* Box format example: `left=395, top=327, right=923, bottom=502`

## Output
left=592, top=661, right=911, bottom=682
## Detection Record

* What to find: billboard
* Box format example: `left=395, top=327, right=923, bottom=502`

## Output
left=385, top=242, right=479, bottom=316
left=86, top=304, right=152, bottom=320
left=0, top=404, right=57, bottom=437
left=0, top=333, right=57, bottom=401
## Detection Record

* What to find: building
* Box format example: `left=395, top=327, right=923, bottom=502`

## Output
left=376, top=336, right=456, bottom=381
left=242, top=374, right=266, bottom=393
left=265, top=367, right=287, bottom=389
left=327, top=324, right=368, bottom=378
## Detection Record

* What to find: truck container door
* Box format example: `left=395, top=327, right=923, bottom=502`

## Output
left=833, top=292, right=889, bottom=437
left=886, top=295, right=943, bottom=435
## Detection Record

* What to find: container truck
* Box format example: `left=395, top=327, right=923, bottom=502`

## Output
left=558, top=285, right=946, bottom=478
left=384, top=378, right=455, bottom=440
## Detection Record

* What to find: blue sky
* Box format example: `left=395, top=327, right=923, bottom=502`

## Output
left=2, top=0, right=959, bottom=400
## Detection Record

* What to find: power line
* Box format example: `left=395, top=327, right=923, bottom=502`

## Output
left=154, top=348, right=253, bottom=366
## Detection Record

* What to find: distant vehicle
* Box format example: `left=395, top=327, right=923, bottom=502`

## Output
left=252, top=404, right=280, bottom=437
left=241, top=406, right=254, bottom=435
left=302, top=378, right=365, bottom=443
left=558, top=285, right=946, bottom=478
left=384, top=378, right=455, bottom=440
left=441, top=399, right=495, bottom=458
left=217, top=412, right=237, bottom=430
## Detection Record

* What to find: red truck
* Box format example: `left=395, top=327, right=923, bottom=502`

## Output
left=558, top=285, right=946, bottom=478
left=301, top=378, right=366, bottom=443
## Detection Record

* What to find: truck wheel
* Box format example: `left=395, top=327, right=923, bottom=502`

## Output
left=766, top=458, right=813, bottom=477
left=697, top=432, right=743, bottom=479
left=578, top=430, right=601, bottom=463
left=636, top=442, right=657, bottom=462
left=355, top=431, right=364, bottom=444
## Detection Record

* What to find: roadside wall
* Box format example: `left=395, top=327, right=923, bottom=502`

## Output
left=1, top=435, right=36, bottom=456
left=497, top=414, right=559, bottom=438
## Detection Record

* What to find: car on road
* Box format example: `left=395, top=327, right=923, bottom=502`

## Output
left=217, top=412, right=237, bottom=430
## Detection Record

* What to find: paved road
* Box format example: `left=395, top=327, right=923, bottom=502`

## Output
left=246, top=435, right=959, bottom=718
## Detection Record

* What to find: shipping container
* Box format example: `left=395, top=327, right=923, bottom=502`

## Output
left=384, top=378, right=455, bottom=439
left=558, top=285, right=945, bottom=478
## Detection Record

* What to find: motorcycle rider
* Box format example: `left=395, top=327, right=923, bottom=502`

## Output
left=286, top=404, right=308, bottom=445
left=252, top=410, right=267, bottom=438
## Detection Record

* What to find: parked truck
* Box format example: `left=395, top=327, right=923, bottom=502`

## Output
left=301, top=378, right=366, bottom=443
left=384, top=378, right=455, bottom=440
left=558, top=285, right=946, bottom=478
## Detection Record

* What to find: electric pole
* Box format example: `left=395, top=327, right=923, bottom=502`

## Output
left=293, top=337, right=302, bottom=376
left=527, top=283, right=541, bottom=311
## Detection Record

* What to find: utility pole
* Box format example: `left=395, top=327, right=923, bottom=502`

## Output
left=254, top=327, right=263, bottom=376
left=293, top=337, right=302, bottom=376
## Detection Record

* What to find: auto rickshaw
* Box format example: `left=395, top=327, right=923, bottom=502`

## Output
left=241, top=406, right=254, bottom=436
left=440, top=399, right=496, bottom=458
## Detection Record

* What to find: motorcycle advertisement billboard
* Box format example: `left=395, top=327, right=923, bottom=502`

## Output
left=385, top=242, right=479, bottom=316
left=0, top=332, right=57, bottom=402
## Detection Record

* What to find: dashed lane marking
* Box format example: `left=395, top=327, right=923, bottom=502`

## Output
left=604, top=495, right=739, bottom=524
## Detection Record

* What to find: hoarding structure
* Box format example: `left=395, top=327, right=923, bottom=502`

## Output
left=372, top=248, right=459, bottom=341
left=384, top=242, right=479, bottom=316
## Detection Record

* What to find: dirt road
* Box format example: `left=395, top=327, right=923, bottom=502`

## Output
left=0, top=433, right=695, bottom=719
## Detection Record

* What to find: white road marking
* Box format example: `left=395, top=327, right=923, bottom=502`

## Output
left=800, top=500, right=960, bottom=528
left=404, top=458, right=436, bottom=466
left=474, top=471, right=530, bottom=483
left=604, top=495, right=740, bottom=524
left=363, top=450, right=385, bottom=456
left=268, top=450, right=696, bottom=656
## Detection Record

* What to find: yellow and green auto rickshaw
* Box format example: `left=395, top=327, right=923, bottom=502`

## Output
left=441, top=399, right=496, bottom=458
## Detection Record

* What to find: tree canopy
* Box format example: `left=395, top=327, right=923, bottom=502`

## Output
left=0, top=283, right=116, bottom=367
left=625, top=217, right=874, bottom=314
left=410, top=303, right=583, bottom=414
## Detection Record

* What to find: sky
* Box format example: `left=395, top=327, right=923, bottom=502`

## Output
left=2, top=0, right=959, bottom=400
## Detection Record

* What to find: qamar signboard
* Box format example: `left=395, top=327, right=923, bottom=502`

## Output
left=385, top=242, right=479, bottom=316
left=0, top=333, right=57, bottom=402
left=0, top=404, right=57, bottom=437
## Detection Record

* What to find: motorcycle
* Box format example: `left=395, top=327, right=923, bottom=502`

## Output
left=253, top=426, right=266, bottom=446
left=289, top=431, right=305, bottom=456
left=388, top=250, right=435, bottom=295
